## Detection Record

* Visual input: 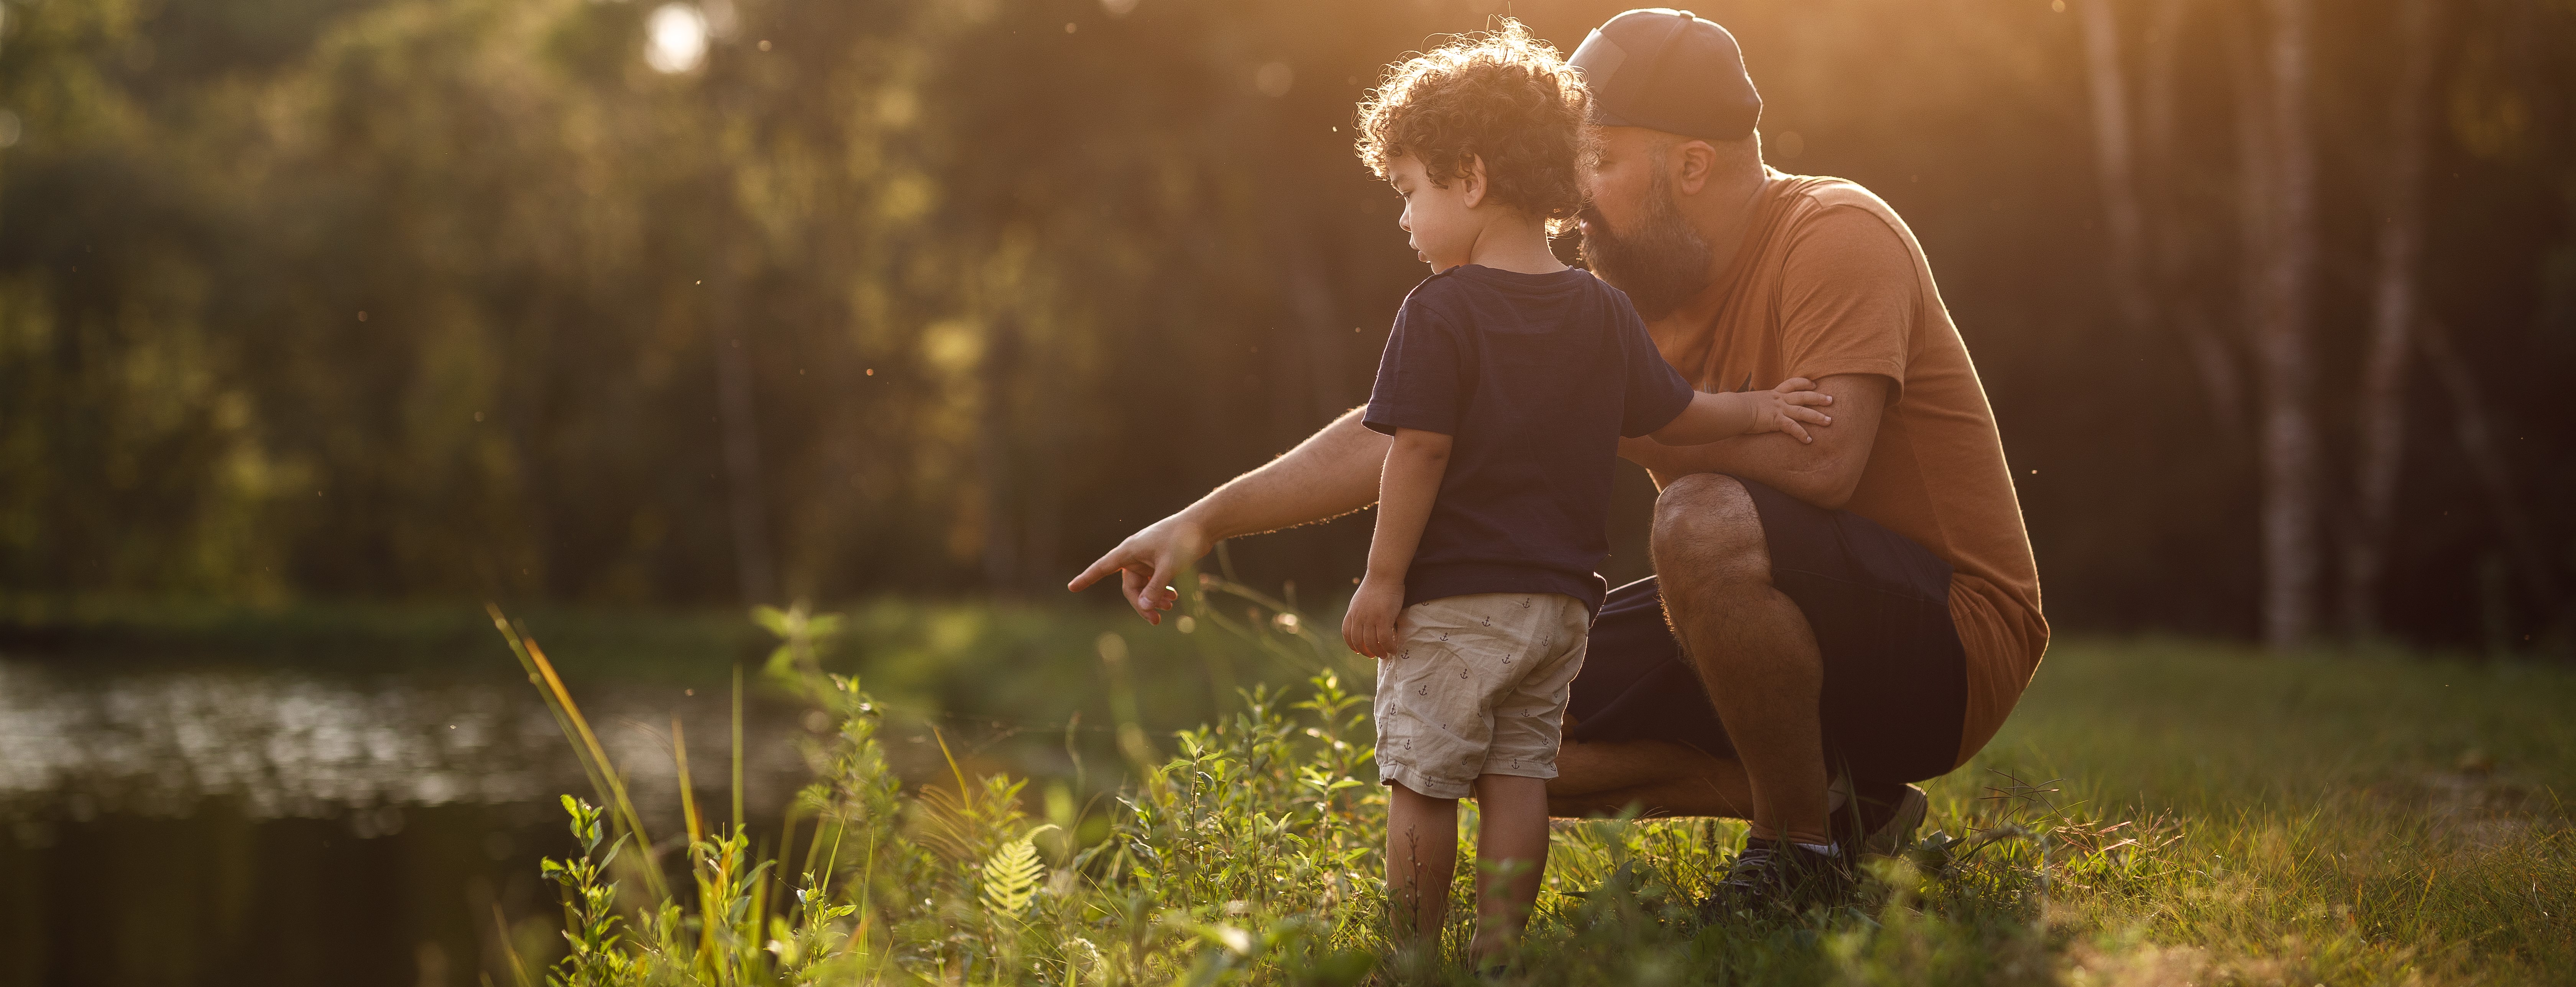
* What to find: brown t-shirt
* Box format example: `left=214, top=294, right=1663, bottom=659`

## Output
left=1650, top=171, right=2047, bottom=767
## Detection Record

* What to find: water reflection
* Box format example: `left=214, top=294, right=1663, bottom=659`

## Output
left=0, top=657, right=825, bottom=987
left=2, top=663, right=562, bottom=818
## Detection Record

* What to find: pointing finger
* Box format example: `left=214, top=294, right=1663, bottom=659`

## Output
left=1068, top=550, right=1126, bottom=592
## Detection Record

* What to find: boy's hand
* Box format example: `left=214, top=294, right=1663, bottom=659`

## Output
left=1751, top=376, right=1835, bottom=444
left=1342, top=577, right=1406, bottom=659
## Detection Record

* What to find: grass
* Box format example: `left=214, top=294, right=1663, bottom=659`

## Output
left=481, top=585, right=2574, bottom=986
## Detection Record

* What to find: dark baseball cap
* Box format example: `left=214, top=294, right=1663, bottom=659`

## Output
left=1568, top=9, right=1762, bottom=142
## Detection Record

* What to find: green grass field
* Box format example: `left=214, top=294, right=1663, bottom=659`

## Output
left=484, top=598, right=2573, bottom=987
left=1958, top=638, right=2574, bottom=985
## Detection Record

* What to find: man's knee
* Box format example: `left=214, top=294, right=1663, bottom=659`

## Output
left=1651, top=474, right=1769, bottom=584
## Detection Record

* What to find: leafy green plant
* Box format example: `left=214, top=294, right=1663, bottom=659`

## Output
left=498, top=607, right=2571, bottom=986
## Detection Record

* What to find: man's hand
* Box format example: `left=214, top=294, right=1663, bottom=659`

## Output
left=1068, top=408, right=1392, bottom=624
left=1066, top=513, right=1211, bottom=624
left=1342, top=577, right=1406, bottom=658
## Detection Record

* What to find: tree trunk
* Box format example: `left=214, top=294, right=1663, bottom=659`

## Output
left=2341, top=0, right=2444, bottom=638
left=713, top=266, right=779, bottom=607
left=2417, top=320, right=2564, bottom=613
left=978, top=315, right=1022, bottom=594
left=2245, top=0, right=2323, bottom=651
left=2075, top=0, right=2158, bottom=338
left=2139, top=0, right=2246, bottom=431
left=2080, top=0, right=2246, bottom=434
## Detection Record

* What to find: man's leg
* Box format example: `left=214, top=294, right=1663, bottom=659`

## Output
left=1649, top=474, right=1832, bottom=847
left=1546, top=738, right=1757, bottom=819
left=1385, top=781, right=1459, bottom=946
left=1467, top=775, right=1548, bottom=964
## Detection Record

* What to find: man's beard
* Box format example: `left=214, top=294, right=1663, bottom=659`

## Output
left=1578, top=170, right=1714, bottom=321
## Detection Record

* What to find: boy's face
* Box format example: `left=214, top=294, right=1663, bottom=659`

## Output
left=1387, top=153, right=1480, bottom=274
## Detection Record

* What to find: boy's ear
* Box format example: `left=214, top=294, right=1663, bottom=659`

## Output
left=1461, top=156, right=1488, bottom=210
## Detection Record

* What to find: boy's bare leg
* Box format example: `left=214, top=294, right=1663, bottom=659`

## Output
left=1468, top=774, right=1549, bottom=964
left=1386, top=781, right=1459, bottom=947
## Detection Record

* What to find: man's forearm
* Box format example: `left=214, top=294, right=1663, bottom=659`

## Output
left=1620, top=374, right=1889, bottom=510
left=1626, top=436, right=1815, bottom=497
left=1185, top=407, right=1391, bottom=541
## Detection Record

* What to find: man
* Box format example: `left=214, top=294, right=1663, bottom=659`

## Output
left=1069, top=8, right=2046, bottom=908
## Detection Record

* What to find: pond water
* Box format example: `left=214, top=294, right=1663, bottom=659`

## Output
left=0, top=656, right=981, bottom=987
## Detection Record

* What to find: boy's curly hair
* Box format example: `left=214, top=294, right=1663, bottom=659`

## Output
left=1354, top=19, right=1594, bottom=226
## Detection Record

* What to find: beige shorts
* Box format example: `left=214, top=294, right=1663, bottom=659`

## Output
left=1374, top=592, right=1590, bottom=800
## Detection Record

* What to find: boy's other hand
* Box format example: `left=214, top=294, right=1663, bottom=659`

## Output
left=1754, top=377, right=1835, bottom=444
left=1343, top=577, right=1406, bottom=658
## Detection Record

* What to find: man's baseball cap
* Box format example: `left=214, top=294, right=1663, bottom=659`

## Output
left=1568, top=9, right=1762, bottom=142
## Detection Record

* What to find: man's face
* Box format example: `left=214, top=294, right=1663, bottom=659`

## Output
left=1577, top=126, right=1713, bottom=321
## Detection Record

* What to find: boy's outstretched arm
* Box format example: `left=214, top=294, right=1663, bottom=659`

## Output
left=1343, top=428, right=1452, bottom=658
left=1649, top=376, right=1835, bottom=446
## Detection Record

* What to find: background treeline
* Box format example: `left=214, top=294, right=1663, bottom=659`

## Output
left=3, top=0, right=2570, bottom=652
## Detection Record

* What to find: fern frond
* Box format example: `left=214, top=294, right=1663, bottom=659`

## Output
left=980, top=836, right=1045, bottom=918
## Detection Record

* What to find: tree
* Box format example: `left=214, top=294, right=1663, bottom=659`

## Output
left=2340, top=0, right=2443, bottom=638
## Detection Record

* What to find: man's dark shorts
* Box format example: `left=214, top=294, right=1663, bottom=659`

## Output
left=1562, top=476, right=1968, bottom=787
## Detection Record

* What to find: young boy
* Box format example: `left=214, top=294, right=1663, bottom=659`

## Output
left=1339, top=21, right=1833, bottom=965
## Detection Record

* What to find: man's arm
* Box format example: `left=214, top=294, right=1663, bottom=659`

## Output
left=1344, top=428, right=1450, bottom=658
left=1068, top=407, right=1392, bottom=622
left=1648, top=377, right=1835, bottom=446
left=1620, top=373, right=1890, bottom=510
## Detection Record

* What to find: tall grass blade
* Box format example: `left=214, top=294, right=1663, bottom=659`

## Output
left=674, top=716, right=703, bottom=845
left=488, top=603, right=667, bottom=899
left=731, top=662, right=746, bottom=836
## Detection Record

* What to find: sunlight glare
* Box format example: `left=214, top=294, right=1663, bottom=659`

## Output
left=646, top=3, right=709, bottom=74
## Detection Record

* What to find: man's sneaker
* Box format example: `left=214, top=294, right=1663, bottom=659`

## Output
left=1697, top=837, right=1856, bottom=917
left=1828, top=781, right=1928, bottom=859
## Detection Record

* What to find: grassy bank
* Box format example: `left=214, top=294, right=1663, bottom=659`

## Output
left=478, top=598, right=2571, bottom=986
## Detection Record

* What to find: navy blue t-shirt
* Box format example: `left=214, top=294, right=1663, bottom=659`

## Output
left=1362, top=264, right=1696, bottom=615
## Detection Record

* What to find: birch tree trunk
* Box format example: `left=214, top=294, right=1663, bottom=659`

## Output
left=2080, top=0, right=2244, bottom=431
left=2341, top=0, right=2443, bottom=637
left=2071, top=0, right=2153, bottom=343
left=2244, top=0, right=2322, bottom=651
left=2075, top=0, right=2155, bottom=339
left=2139, top=0, right=2246, bottom=430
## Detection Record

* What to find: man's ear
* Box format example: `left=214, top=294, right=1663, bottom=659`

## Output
left=1672, top=141, right=1718, bottom=196
left=1461, top=156, right=1488, bottom=209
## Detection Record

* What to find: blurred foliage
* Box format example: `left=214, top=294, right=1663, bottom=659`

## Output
left=3, top=0, right=2573, bottom=649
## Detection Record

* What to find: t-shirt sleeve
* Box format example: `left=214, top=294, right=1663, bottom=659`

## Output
left=1778, top=205, right=1919, bottom=396
left=1616, top=307, right=1695, bottom=438
left=1362, top=293, right=1470, bottom=436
